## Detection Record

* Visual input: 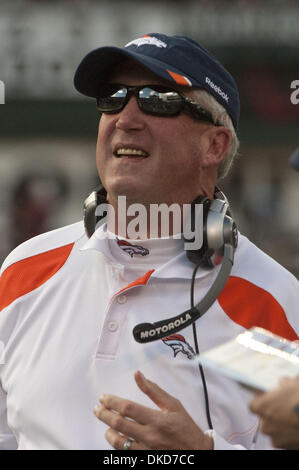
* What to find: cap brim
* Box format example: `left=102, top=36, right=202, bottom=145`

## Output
left=74, top=46, right=194, bottom=97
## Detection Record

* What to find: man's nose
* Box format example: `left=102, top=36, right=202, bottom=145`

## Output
left=115, top=96, right=146, bottom=131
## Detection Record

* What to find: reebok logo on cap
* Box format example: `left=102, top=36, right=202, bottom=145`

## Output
left=205, top=77, right=229, bottom=103
left=125, top=35, right=167, bottom=49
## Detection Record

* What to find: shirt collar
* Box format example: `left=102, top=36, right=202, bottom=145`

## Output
left=80, top=223, right=218, bottom=281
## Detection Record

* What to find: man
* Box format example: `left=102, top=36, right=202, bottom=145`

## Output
left=249, top=147, right=299, bottom=450
left=0, top=33, right=298, bottom=450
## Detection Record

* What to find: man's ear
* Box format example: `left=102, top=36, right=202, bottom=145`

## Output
left=201, top=126, right=232, bottom=167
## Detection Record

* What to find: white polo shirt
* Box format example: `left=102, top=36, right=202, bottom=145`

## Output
left=0, top=221, right=298, bottom=450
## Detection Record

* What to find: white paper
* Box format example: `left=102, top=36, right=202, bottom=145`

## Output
left=197, top=327, right=299, bottom=392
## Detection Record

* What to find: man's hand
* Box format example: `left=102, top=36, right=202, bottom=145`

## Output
left=93, top=370, right=213, bottom=450
left=250, top=377, right=299, bottom=449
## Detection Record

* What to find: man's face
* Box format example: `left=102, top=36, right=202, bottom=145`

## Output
left=96, top=61, right=215, bottom=206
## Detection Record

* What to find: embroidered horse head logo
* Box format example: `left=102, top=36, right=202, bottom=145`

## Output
left=162, top=334, right=195, bottom=360
left=117, top=239, right=149, bottom=258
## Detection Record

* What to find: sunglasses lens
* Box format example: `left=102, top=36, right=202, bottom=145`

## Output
left=97, top=85, right=184, bottom=116
left=97, top=85, right=127, bottom=113
left=139, top=88, right=182, bottom=115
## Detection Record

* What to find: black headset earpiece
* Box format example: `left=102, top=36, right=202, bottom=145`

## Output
left=183, top=187, right=238, bottom=269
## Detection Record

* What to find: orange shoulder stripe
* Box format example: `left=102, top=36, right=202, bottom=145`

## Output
left=0, top=243, right=74, bottom=312
left=218, top=276, right=298, bottom=341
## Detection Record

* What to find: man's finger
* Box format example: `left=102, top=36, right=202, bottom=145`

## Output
left=134, top=370, right=181, bottom=412
left=94, top=403, right=147, bottom=441
left=97, top=394, right=160, bottom=425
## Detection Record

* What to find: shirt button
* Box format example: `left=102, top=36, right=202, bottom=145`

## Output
left=117, top=294, right=127, bottom=304
left=108, top=321, right=118, bottom=332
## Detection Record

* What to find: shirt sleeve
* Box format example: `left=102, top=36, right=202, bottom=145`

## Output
left=0, top=383, right=17, bottom=450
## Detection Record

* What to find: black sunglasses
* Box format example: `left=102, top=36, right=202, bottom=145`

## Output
left=96, top=84, right=220, bottom=125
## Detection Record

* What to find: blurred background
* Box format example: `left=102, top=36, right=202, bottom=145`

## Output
left=0, top=0, right=298, bottom=276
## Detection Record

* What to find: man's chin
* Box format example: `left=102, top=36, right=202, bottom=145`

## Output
left=106, top=180, right=150, bottom=204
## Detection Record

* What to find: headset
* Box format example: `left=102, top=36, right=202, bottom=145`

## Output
left=84, top=184, right=238, bottom=342
left=83, top=183, right=238, bottom=429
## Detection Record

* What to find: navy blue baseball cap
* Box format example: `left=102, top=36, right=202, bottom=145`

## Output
left=74, top=33, right=240, bottom=130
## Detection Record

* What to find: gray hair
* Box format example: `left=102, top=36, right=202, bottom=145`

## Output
left=189, top=89, right=240, bottom=180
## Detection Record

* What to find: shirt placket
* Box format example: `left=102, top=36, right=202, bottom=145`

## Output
left=96, top=269, right=154, bottom=360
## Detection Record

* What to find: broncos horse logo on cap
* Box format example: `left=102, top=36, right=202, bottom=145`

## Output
left=116, top=238, right=149, bottom=258
left=162, top=334, right=195, bottom=360
left=125, top=35, right=167, bottom=49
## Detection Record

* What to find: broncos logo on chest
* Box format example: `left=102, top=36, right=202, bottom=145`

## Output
left=162, top=334, right=195, bottom=360
left=116, top=238, right=149, bottom=258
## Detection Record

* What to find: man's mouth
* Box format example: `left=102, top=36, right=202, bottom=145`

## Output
left=114, top=147, right=149, bottom=158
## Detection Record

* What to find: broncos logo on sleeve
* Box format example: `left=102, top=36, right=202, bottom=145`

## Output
left=162, top=334, right=195, bottom=360
left=116, top=238, right=149, bottom=258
